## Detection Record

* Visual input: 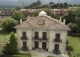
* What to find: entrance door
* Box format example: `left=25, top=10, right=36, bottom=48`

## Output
left=54, top=44, right=59, bottom=51
left=35, top=41, right=39, bottom=48
left=42, top=42, right=46, bottom=49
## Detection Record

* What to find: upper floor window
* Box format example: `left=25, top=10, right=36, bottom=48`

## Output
left=55, top=33, right=60, bottom=40
left=42, top=32, right=47, bottom=39
left=35, top=32, right=39, bottom=38
left=22, top=32, right=26, bottom=37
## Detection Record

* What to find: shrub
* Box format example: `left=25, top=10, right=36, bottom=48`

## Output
left=66, top=44, right=74, bottom=51
left=66, top=40, right=69, bottom=45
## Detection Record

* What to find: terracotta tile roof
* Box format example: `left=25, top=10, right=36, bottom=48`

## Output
left=15, top=15, right=70, bottom=31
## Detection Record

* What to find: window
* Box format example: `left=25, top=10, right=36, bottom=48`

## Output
left=54, top=44, right=59, bottom=51
left=35, top=32, right=39, bottom=39
left=42, top=32, right=47, bottom=39
left=39, top=19, right=44, bottom=25
left=22, top=32, right=26, bottom=37
left=55, top=33, right=60, bottom=41
left=23, top=42, right=27, bottom=48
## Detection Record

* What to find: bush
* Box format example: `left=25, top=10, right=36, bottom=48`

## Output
left=0, top=17, right=18, bottom=32
left=66, top=44, right=74, bottom=51
left=66, top=40, right=69, bottom=45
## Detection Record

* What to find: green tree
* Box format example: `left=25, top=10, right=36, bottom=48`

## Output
left=0, top=17, right=18, bottom=32
left=36, top=0, right=41, bottom=6
left=62, top=10, right=76, bottom=24
left=63, top=2, right=68, bottom=8
left=49, top=1, right=54, bottom=5
left=12, top=11, right=24, bottom=23
left=2, top=32, right=18, bottom=55
left=63, top=8, right=80, bottom=36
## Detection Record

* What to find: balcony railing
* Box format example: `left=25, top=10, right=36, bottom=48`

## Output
left=33, top=37, right=48, bottom=41
left=53, top=50, right=60, bottom=54
left=32, top=37, right=39, bottom=40
left=22, top=46, right=28, bottom=51
left=42, top=38, right=48, bottom=41
left=53, top=39, right=62, bottom=42
left=21, top=37, right=28, bottom=40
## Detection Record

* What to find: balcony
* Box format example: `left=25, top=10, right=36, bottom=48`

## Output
left=22, top=46, right=28, bottom=51
left=21, top=37, right=28, bottom=40
left=53, top=39, right=62, bottom=42
left=53, top=50, right=60, bottom=54
left=33, top=37, right=40, bottom=40
left=42, top=38, right=48, bottom=41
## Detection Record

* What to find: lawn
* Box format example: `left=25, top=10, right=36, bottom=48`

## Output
left=0, top=33, right=16, bottom=42
left=2, top=54, right=30, bottom=57
left=68, top=36, right=80, bottom=57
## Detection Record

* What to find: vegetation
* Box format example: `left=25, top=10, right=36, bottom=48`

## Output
left=62, top=8, right=80, bottom=36
left=68, top=36, right=80, bottom=57
left=24, top=0, right=80, bottom=9
left=12, top=11, right=25, bottom=23
left=1, top=54, right=29, bottom=57
left=0, top=17, right=18, bottom=32
left=47, top=56, right=54, bottom=57
left=2, top=32, right=18, bottom=55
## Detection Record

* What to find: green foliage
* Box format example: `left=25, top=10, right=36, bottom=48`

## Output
left=67, top=23, right=77, bottom=32
left=66, top=40, right=69, bottom=45
left=0, top=17, right=18, bottom=32
left=32, top=9, right=59, bottom=19
left=47, top=56, right=54, bottom=57
left=12, top=11, right=24, bottom=23
left=0, top=50, right=3, bottom=57
left=66, top=44, right=74, bottom=51
left=63, top=8, right=80, bottom=36
left=2, top=32, right=18, bottom=55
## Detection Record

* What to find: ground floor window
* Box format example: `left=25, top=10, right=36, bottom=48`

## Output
left=23, top=42, right=27, bottom=48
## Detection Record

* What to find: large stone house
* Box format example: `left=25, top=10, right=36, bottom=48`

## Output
left=15, top=11, right=70, bottom=54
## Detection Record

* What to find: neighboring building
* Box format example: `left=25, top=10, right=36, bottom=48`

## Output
left=0, top=10, right=14, bottom=21
left=15, top=11, right=70, bottom=54
left=54, top=9, right=68, bottom=16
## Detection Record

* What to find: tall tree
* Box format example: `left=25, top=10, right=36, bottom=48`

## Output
left=2, top=32, right=18, bottom=55
left=64, top=2, right=68, bottom=8
left=49, top=1, right=54, bottom=5
left=36, top=0, right=41, bottom=6
left=12, top=11, right=24, bottom=23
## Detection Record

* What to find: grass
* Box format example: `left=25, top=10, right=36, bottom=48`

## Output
left=68, top=36, right=80, bottom=57
left=0, top=33, right=16, bottom=42
left=0, top=33, right=10, bottom=42
left=2, top=54, right=29, bottom=57
left=47, top=56, right=54, bottom=57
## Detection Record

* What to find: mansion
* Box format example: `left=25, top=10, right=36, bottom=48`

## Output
left=15, top=11, right=70, bottom=54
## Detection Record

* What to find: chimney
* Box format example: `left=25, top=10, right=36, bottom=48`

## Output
left=63, top=19, right=66, bottom=24
left=60, top=17, right=62, bottom=21
left=20, top=19, right=22, bottom=24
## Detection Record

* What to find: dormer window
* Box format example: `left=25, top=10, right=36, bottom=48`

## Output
left=39, top=19, right=44, bottom=25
